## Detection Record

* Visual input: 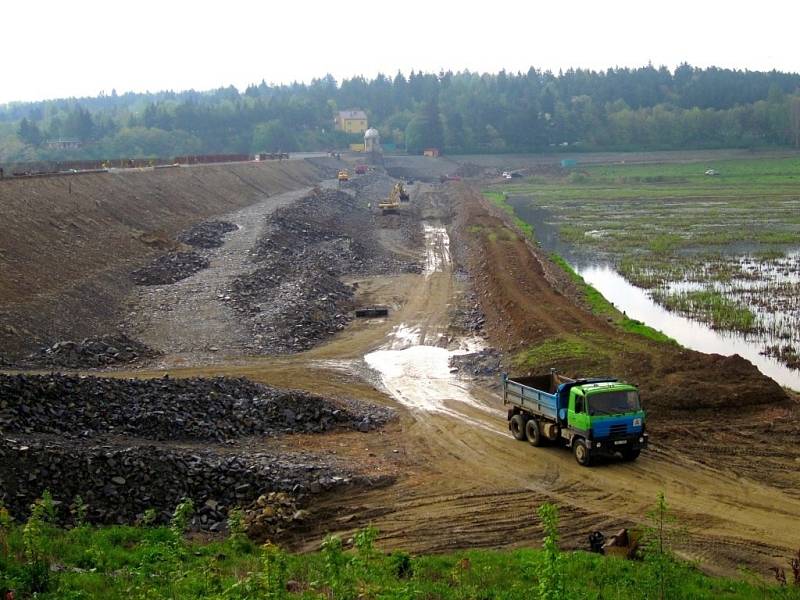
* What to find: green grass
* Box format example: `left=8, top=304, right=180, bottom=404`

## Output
left=1, top=521, right=795, bottom=600
left=651, top=289, right=757, bottom=332
left=513, top=335, right=595, bottom=370
left=483, top=190, right=535, bottom=239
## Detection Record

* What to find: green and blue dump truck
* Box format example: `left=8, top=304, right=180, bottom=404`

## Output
left=502, top=370, right=647, bottom=466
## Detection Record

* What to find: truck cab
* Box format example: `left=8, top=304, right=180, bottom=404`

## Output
left=565, top=381, right=647, bottom=465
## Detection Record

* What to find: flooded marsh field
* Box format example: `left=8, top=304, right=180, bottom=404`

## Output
left=494, top=157, right=800, bottom=387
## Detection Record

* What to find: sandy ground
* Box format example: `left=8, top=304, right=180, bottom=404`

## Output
left=5, top=155, right=800, bottom=577
left=117, top=175, right=800, bottom=577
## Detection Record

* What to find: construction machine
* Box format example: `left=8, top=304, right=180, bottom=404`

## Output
left=378, top=182, right=409, bottom=214
left=337, top=169, right=350, bottom=182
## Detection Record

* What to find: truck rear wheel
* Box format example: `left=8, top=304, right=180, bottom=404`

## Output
left=573, top=439, right=592, bottom=466
left=525, top=419, right=543, bottom=447
left=509, top=414, right=527, bottom=441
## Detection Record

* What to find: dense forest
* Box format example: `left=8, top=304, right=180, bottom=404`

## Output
left=2, top=64, right=800, bottom=162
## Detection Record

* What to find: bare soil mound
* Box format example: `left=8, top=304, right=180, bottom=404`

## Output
left=452, top=185, right=789, bottom=413
left=0, top=160, right=325, bottom=360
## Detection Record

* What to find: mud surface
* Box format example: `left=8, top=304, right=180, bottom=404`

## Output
left=3, top=154, right=800, bottom=575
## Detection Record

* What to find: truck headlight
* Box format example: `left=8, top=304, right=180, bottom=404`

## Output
left=596, top=442, right=601, bottom=447
left=639, top=437, right=644, bottom=443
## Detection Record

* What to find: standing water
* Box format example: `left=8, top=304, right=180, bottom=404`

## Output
left=578, top=265, right=800, bottom=389
left=507, top=198, right=800, bottom=390
left=364, top=222, right=505, bottom=432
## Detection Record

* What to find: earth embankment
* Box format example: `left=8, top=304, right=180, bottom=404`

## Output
left=0, top=160, right=336, bottom=359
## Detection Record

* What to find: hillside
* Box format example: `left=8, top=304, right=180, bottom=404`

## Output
left=0, top=158, right=339, bottom=358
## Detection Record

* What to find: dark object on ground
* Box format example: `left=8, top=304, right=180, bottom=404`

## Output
left=589, top=530, right=606, bottom=553
left=355, top=306, right=389, bottom=318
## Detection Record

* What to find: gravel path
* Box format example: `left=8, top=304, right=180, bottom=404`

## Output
left=123, top=187, right=315, bottom=365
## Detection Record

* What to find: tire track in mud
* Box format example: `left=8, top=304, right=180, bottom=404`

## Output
left=298, top=185, right=800, bottom=577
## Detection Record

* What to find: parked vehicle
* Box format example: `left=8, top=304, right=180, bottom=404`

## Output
left=502, top=370, right=647, bottom=465
left=355, top=164, right=368, bottom=174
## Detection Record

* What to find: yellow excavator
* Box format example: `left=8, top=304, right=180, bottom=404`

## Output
left=378, top=182, right=409, bottom=214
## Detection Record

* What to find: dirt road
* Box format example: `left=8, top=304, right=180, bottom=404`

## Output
left=290, top=185, right=800, bottom=577
left=12, top=164, right=797, bottom=577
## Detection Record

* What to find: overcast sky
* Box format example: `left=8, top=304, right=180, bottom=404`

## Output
left=2, top=0, right=798, bottom=104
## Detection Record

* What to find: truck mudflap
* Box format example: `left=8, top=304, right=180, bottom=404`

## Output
left=587, top=433, right=648, bottom=456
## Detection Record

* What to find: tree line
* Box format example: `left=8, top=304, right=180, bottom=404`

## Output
left=3, top=64, right=800, bottom=162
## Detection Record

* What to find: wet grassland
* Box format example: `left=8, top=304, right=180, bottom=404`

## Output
left=491, top=157, right=800, bottom=372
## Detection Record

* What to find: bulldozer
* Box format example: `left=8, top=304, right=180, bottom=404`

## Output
left=378, top=183, right=409, bottom=214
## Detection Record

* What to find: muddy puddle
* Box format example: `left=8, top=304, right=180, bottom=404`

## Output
left=364, top=220, right=505, bottom=431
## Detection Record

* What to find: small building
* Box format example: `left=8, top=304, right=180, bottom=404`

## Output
left=364, top=128, right=380, bottom=153
left=560, top=158, right=578, bottom=168
left=45, top=139, right=82, bottom=150
left=335, top=109, right=368, bottom=134
left=423, top=148, right=440, bottom=157
left=349, top=143, right=365, bottom=152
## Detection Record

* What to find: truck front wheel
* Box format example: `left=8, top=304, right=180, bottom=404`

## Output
left=509, top=414, right=527, bottom=441
left=573, top=439, right=592, bottom=466
left=525, top=419, right=543, bottom=447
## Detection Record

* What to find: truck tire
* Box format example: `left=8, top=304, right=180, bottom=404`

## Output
left=621, top=448, right=640, bottom=462
left=509, top=414, right=527, bottom=441
left=573, top=439, right=592, bottom=466
left=525, top=419, right=543, bottom=447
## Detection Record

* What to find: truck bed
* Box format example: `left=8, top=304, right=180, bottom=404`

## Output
left=503, top=373, right=569, bottom=421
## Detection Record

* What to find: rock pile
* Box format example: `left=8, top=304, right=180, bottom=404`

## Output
left=23, top=334, right=157, bottom=369
left=0, top=374, right=392, bottom=441
left=449, top=348, right=503, bottom=378
left=232, top=270, right=354, bottom=353
left=132, top=251, right=209, bottom=285
left=0, top=437, right=386, bottom=528
left=227, top=186, right=419, bottom=354
left=242, top=491, right=307, bottom=542
left=178, top=220, right=238, bottom=249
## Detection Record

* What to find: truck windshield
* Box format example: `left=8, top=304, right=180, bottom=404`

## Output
left=588, top=390, right=640, bottom=416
